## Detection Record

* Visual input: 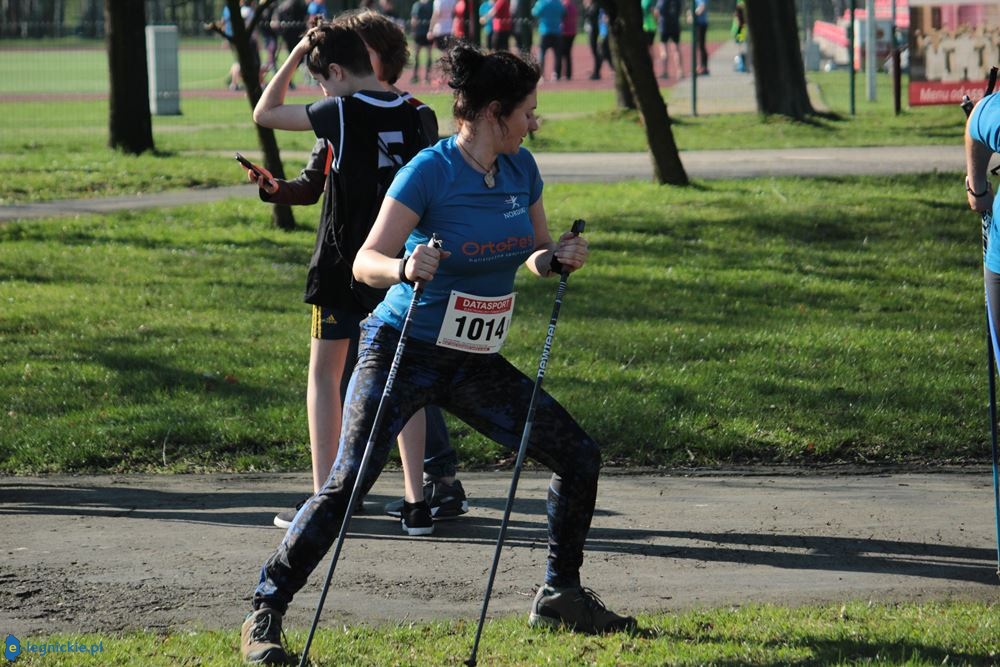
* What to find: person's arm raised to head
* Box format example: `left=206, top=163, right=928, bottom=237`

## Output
left=253, top=34, right=313, bottom=130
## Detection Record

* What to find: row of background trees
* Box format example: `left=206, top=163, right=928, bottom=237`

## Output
left=8, top=0, right=828, bottom=225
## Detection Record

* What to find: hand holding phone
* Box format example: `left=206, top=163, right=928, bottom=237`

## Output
left=235, top=152, right=277, bottom=193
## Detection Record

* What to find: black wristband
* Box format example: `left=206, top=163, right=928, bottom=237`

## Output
left=967, top=177, right=990, bottom=198
left=549, top=253, right=565, bottom=276
left=399, top=256, right=414, bottom=286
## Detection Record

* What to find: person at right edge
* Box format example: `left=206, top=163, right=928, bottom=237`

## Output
left=966, top=92, right=1000, bottom=351
left=239, top=44, right=637, bottom=665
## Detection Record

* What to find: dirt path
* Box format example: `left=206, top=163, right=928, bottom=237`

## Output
left=2, top=469, right=997, bottom=637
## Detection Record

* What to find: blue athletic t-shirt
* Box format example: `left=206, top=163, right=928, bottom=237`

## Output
left=373, top=136, right=544, bottom=344
left=969, top=92, right=1000, bottom=271
left=531, top=0, right=564, bottom=36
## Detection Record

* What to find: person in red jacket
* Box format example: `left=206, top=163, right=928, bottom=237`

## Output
left=452, top=0, right=469, bottom=40
left=480, top=0, right=512, bottom=51
left=556, top=0, right=578, bottom=80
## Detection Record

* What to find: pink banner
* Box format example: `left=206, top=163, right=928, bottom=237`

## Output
left=909, top=79, right=994, bottom=105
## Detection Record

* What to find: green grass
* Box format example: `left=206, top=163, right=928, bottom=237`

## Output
left=533, top=70, right=963, bottom=152
left=11, top=601, right=998, bottom=665
left=0, top=36, right=966, bottom=204
left=0, top=75, right=964, bottom=204
left=0, top=175, right=989, bottom=474
left=0, top=38, right=261, bottom=94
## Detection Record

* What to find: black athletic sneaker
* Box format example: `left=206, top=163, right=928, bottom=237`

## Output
left=274, top=495, right=364, bottom=529
left=273, top=498, right=307, bottom=530
left=240, top=608, right=288, bottom=665
left=528, top=585, right=637, bottom=634
left=400, top=500, right=434, bottom=536
left=384, top=479, right=469, bottom=520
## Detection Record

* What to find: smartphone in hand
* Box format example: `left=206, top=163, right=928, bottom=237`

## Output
left=234, top=152, right=266, bottom=179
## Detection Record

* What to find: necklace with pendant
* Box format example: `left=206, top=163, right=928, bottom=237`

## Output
left=458, top=140, right=496, bottom=189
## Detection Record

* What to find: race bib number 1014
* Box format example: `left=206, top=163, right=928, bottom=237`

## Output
left=436, top=290, right=516, bottom=354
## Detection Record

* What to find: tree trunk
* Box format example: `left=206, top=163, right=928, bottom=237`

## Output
left=600, top=0, right=688, bottom=186
left=106, top=0, right=154, bottom=154
left=218, top=0, right=295, bottom=230
left=254, top=123, right=295, bottom=230
left=745, top=0, right=815, bottom=118
left=55, top=0, right=66, bottom=37
left=606, top=31, right=635, bottom=110
left=82, top=0, right=101, bottom=37
left=147, top=0, right=164, bottom=24
left=197, top=0, right=212, bottom=26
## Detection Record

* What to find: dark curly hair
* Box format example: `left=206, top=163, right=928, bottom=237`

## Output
left=303, top=22, right=374, bottom=79
left=441, top=43, right=540, bottom=132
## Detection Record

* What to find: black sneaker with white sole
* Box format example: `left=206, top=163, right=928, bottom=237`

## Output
left=385, top=479, right=469, bottom=520
left=273, top=498, right=307, bottom=529
left=400, top=500, right=434, bottom=536
left=274, top=494, right=364, bottom=529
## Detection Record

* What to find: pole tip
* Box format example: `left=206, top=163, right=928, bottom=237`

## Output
left=464, top=659, right=477, bottom=667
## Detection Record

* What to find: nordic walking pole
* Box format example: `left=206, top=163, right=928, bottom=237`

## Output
left=465, top=219, right=586, bottom=667
left=962, top=67, right=1000, bottom=577
left=298, top=235, right=443, bottom=667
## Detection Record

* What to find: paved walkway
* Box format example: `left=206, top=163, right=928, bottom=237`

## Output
left=2, top=469, right=997, bottom=636
left=0, top=145, right=965, bottom=222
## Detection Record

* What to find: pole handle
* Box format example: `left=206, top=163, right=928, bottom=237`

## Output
left=555, top=220, right=587, bottom=280
left=413, top=234, right=443, bottom=295
left=962, top=66, right=998, bottom=119
left=962, top=94, right=975, bottom=118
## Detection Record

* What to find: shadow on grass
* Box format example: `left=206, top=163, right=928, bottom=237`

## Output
left=691, top=635, right=994, bottom=667
left=758, top=110, right=843, bottom=129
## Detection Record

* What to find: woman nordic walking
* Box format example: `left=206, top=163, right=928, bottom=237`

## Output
left=240, top=44, right=636, bottom=665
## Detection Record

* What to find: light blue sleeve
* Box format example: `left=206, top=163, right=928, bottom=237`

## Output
left=970, top=93, right=1000, bottom=153
left=522, top=149, right=544, bottom=206
left=386, top=150, right=439, bottom=218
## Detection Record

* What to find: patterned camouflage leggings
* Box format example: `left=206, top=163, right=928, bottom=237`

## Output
left=253, top=317, right=602, bottom=613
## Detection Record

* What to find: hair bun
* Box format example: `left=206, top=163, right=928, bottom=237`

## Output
left=442, top=45, right=540, bottom=125
left=444, top=43, right=486, bottom=90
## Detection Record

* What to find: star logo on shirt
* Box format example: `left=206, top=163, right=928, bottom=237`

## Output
left=504, top=195, right=519, bottom=209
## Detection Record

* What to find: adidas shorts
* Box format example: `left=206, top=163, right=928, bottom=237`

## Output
left=310, top=306, right=364, bottom=341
